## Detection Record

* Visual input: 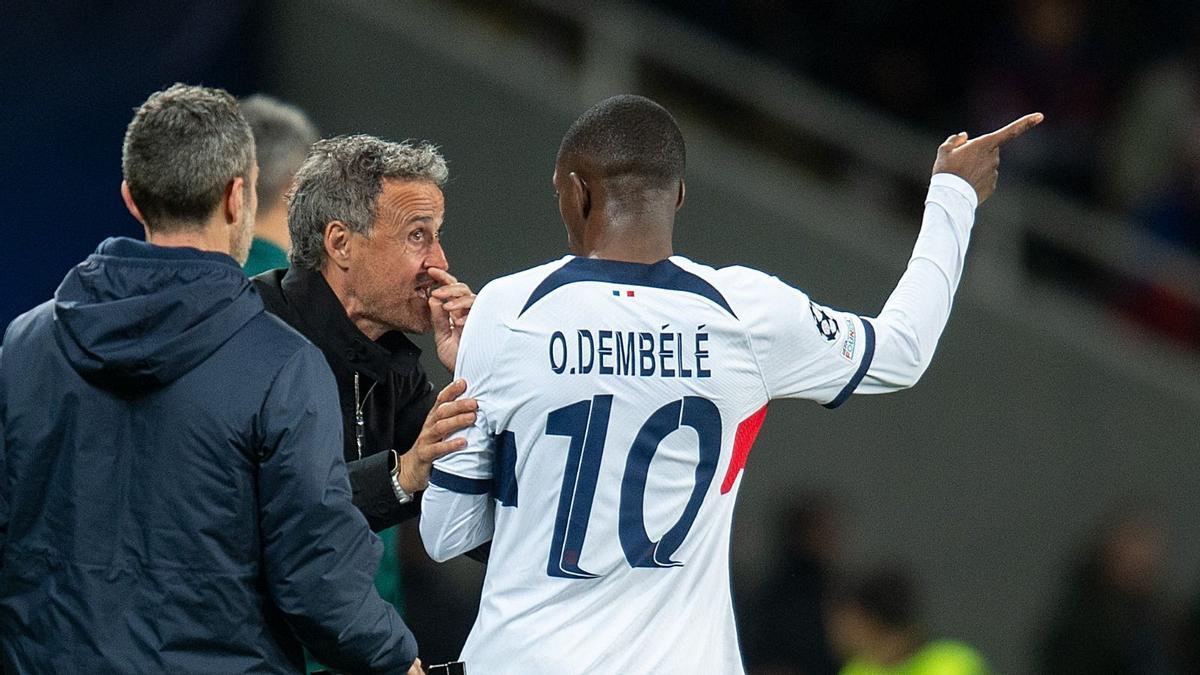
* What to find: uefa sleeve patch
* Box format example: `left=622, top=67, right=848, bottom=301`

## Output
left=840, top=320, right=858, bottom=361
left=809, top=301, right=839, bottom=341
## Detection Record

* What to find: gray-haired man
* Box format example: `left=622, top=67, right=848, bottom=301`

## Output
left=240, top=94, right=320, bottom=276
left=0, top=84, right=421, bottom=673
left=252, top=134, right=478, bottom=536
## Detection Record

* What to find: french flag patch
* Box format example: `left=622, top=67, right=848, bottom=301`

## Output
left=611, top=289, right=636, bottom=297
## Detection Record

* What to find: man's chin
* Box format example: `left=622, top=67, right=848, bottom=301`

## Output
left=391, top=309, right=433, bottom=335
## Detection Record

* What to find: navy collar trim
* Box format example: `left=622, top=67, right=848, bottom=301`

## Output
left=519, top=257, right=736, bottom=319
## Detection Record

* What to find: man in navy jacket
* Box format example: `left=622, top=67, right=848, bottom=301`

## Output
left=0, top=84, right=421, bottom=673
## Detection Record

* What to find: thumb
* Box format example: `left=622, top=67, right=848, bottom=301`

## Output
left=938, top=132, right=968, bottom=157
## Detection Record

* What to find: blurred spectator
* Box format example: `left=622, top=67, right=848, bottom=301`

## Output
left=239, top=94, right=319, bottom=275
left=1105, top=58, right=1199, bottom=212
left=830, top=562, right=988, bottom=672
left=741, top=493, right=843, bottom=675
left=827, top=566, right=989, bottom=675
left=968, top=0, right=1111, bottom=199
left=1038, top=511, right=1179, bottom=674
left=1129, top=102, right=1200, bottom=256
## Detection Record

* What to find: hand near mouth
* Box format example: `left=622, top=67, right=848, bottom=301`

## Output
left=428, top=267, right=475, bottom=371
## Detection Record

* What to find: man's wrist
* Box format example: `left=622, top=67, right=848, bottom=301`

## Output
left=390, top=450, right=415, bottom=505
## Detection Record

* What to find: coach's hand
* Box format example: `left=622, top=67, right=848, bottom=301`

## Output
left=428, top=267, right=475, bottom=371
left=932, top=112, right=1043, bottom=204
left=407, top=657, right=425, bottom=675
left=398, top=379, right=478, bottom=494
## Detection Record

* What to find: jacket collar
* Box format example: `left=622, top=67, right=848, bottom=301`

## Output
left=279, top=266, right=422, bottom=382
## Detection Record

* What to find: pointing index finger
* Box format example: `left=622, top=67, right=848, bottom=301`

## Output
left=978, top=112, right=1044, bottom=148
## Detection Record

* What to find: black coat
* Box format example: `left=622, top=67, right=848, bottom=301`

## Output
left=0, top=238, right=416, bottom=672
left=252, top=267, right=436, bottom=531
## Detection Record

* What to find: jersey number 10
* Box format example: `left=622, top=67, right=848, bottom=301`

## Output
left=543, top=395, right=721, bottom=579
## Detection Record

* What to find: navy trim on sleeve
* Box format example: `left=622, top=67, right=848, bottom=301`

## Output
left=430, top=468, right=492, bottom=495
left=823, top=318, right=876, bottom=409
left=519, top=257, right=737, bottom=318
left=493, top=431, right=519, bottom=507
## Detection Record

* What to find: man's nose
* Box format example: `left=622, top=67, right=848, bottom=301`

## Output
left=426, top=240, right=449, bottom=270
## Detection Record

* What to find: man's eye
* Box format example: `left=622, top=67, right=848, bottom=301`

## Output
left=410, top=230, right=424, bottom=241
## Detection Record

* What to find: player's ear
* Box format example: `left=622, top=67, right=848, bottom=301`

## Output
left=224, top=175, right=246, bottom=226
left=120, top=180, right=147, bottom=227
left=676, top=179, right=686, bottom=211
left=569, top=172, right=591, bottom=219
left=323, top=220, right=353, bottom=271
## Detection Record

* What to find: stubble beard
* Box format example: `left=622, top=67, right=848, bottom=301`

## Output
left=397, top=295, right=433, bottom=335
left=231, top=212, right=255, bottom=266
left=367, top=294, right=433, bottom=337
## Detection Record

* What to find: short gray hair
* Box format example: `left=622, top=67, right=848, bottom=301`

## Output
left=240, top=94, right=319, bottom=216
left=122, top=83, right=255, bottom=231
left=288, top=135, right=448, bottom=270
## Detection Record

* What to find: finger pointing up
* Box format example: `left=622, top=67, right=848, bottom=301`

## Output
left=977, top=112, right=1045, bottom=149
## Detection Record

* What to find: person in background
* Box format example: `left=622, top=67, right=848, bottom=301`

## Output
left=253, top=134, right=477, bottom=531
left=1039, top=510, right=1180, bottom=674
left=827, top=566, right=989, bottom=675
left=242, top=97, right=417, bottom=673
left=742, top=493, right=843, bottom=675
left=240, top=94, right=320, bottom=276
left=251, top=136, right=481, bottom=670
left=0, top=83, right=422, bottom=674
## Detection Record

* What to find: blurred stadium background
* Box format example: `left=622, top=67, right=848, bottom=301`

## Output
left=2, top=1, right=1198, bottom=672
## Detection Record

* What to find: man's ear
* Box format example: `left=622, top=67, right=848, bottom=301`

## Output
left=120, top=180, right=147, bottom=227
left=569, top=171, right=591, bottom=220
left=676, top=178, right=686, bottom=210
left=324, top=220, right=353, bottom=271
left=224, top=176, right=246, bottom=225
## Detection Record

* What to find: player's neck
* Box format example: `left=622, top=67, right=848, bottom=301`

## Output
left=581, top=240, right=672, bottom=264
left=577, top=214, right=673, bottom=264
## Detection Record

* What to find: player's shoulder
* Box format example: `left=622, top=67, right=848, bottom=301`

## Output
left=668, top=256, right=776, bottom=287
left=669, top=256, right=804, bottom=314
left=473, top=255, right=575, bottom=314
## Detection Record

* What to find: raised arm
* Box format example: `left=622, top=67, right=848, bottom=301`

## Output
left=744, top=113, right=1043, bottom=405
left=860, top=113, right=1044, bottom=392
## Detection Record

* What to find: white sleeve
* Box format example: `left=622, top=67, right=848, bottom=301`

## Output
left=737, top=273, right=875, bottom=406
left=856, top=172, right=977, bottom=393
left=419, top=285, right=503, bottom=562
left=739, top=172, right=976, bottom=407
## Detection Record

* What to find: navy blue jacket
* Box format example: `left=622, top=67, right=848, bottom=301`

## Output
left=0, top=238, right=418, bottom=673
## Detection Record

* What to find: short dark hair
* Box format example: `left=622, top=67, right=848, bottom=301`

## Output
left=556, top=94, right=685, bottom=187
left=240, top=94, right=319, bottom=217
left=288, top=135, right=448, bottom=270
left=121, top=83, right=255, bottom=231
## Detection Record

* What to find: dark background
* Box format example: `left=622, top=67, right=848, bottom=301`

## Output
left=3, top=2, right=1198, bottom=673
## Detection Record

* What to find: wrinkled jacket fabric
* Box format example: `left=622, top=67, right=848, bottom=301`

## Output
left=0, top=238, right=417, bottom=673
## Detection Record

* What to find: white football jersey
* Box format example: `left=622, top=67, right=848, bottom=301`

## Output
left=422, top=174, right=977, bottom=674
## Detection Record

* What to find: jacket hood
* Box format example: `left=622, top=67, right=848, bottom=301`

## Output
left=53, top=237, right=262, bottom=392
